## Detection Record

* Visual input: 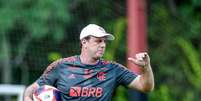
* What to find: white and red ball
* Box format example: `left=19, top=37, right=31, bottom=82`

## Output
left=33, top=85, right=61, bottom=101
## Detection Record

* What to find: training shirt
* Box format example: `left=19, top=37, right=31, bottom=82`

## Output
left=37, top=55, right=137, bottom=101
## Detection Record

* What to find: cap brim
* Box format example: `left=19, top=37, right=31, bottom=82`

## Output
left=105, top=34, right=115, bottom=40
left=94, top=33, right=115, bottom=40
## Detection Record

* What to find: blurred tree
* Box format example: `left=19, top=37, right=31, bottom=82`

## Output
left=176, top=37, right=201, bottom=99
left=148, top=0, right=201, bottom=101
left=0, top=0, right=70, bottom=83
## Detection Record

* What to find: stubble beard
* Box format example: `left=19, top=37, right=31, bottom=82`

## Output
left=93, top=52, right=104, bottom=60
left=93, top=54, right=102, bottom=60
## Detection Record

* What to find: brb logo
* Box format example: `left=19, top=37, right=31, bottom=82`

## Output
left=69, top=87, right=103, bottom=97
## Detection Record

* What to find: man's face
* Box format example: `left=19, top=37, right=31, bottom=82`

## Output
left=83, top=36, right=107, bottom=59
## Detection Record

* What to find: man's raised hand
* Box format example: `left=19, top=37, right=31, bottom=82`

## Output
left=128, top=52, right=150, bottom=68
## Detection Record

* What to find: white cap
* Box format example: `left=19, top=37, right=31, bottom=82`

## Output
left=80, top=24, right=115, bottom=40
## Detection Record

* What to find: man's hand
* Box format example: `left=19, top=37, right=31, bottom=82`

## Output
left=128, top=52, right=150, bottom=68
left=127, top=52, right=154, bottom=92
left=23, top=82, right=39, bottom=101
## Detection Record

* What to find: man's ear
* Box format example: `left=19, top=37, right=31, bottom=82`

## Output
left=81, top=39, right=88, bottom=49
left=81, top=39, right=87, bottom=45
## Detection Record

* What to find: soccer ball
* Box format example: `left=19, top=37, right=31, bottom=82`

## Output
left=33, top=85, right=61, bottom=101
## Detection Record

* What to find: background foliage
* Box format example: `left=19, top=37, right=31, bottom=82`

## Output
left=148, top=0, right=201, bottom=101
left=0, top=0, right=200, bottom=101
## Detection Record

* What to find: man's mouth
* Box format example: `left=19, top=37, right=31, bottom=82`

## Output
left=97, top=50, right=104, bottom=54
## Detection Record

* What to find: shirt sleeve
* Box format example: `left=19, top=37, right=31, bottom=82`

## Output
left=115, top=63, right=137, bottom=86
left=36, top=59, right=62, bottom=86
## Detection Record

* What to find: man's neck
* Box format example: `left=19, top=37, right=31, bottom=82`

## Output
left=80, top=53, right=99, bottom=65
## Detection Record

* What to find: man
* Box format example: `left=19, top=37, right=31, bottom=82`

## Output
left=23, top=24, right=154, bottom=101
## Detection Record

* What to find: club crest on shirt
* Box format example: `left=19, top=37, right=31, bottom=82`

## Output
left=97, top=71, right=106, bottom=81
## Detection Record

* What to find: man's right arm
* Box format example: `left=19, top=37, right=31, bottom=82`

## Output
left=23, top=82, right=39, bottom=101
left=23, top=59, right=61, bottom=101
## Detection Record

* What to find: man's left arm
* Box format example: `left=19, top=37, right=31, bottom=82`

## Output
left=128, top=52, right=154, bottom=93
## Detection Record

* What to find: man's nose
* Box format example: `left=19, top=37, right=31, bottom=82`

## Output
left=100, top=41, right=106, bottom=48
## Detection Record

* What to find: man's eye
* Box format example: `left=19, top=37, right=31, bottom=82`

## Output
left=96, top=40, right=101, bottom=43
